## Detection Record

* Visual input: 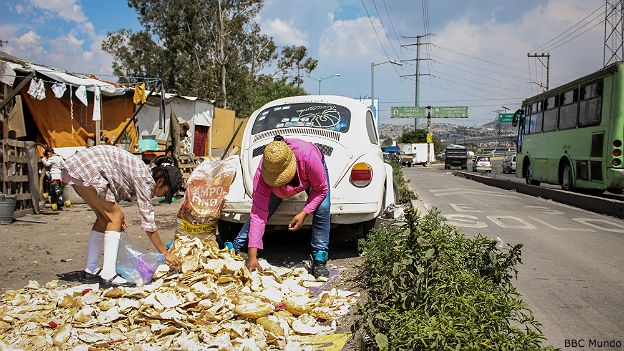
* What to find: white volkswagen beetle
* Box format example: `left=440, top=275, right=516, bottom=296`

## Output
left=219, top=95, right=396, bottom=240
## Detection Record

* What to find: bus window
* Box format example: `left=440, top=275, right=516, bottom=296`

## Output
left=559, top=89, right=578, bottom=130
left=532, top=101, right=543, bottom=133
left=579, top=81, right=602, bottom=126
left=543, top=96, right=558, bottom=132
left=523, top=105, right=531, bottom=135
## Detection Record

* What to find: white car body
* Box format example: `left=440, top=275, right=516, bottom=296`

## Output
left=220, top=95, right=395, bottom=230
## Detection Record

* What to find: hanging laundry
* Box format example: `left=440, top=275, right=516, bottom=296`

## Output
left=133, top=83, right=146, bottom=104
left=92, top=86, right=101, bottom=121
left=27, top=78, right=46, bottom=100
left=0, top=61, right=16, bottom=86
left=51, top=82, right=66, bottom=98
left=75, top=85, right=88, bottom=106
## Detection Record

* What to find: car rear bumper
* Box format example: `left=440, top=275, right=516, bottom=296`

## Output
left=474, top=166, right=492, bottom=171
left=221, top=199, right=379, bottom=224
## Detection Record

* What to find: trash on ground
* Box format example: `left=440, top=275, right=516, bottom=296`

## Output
left=0, top=235, right=358, bottom=350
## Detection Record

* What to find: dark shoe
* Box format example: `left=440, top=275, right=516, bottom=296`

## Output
left=80, top=269, right=101, bottom=283
left=310, top=251, right=330, bottom=278
left=99, top=274, right=136, bottom=288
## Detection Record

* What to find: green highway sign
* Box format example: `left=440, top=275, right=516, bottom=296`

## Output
left=498, top=113, right=514, bottom=123
left=431, top=106, right=469, bottom=118
left=391, top=106, right=427, bottom=118
left=391, top=106, right=469, bottom=118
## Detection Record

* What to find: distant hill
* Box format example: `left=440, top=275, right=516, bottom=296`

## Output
left=380, top=122, right=515, bottom=141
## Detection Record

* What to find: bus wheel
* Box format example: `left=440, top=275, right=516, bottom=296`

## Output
left=561, top=162, right=573, bottom=190
left=524, top=161, right=540, bottom=186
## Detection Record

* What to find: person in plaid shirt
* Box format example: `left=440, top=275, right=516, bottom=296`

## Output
left=61, top=145, right=183, bottom=287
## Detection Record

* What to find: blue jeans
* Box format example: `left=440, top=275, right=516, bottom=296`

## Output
left=232, top=166, right=331, bottom=257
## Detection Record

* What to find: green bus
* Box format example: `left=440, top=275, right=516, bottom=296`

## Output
left=514, top=62, right=624, bottom=193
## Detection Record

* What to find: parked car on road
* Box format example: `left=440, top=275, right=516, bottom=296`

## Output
left=219, top=95, right=396, bottom=239
left=502, top=154, right=516, bottom=174
left=472, top=155, right=492, bottom=172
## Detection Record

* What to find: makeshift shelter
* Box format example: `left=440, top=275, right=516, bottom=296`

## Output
left=0, top=51, right=139, bottom=152
left=135, top=94, right=213, bottom=156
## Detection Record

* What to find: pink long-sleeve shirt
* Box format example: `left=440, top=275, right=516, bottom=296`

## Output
left=248, top=138, right=329, bottom=249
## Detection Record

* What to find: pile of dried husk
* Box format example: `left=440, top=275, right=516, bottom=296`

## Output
left=0, top=235, right=357, bottom=350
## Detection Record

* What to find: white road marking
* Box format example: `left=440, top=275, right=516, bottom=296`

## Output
left=487, top=216, right=537, bottom=230
left=433, top=191, right=519, bottom=198
left=531, top=217, right=595, bottom=232
left=446, top=214, right=488, bottom=228
left=572, top=218, right=624, bottom=233
left=449, top=203, right=483, bottom=213
left=523, top=205, right=564, bottom=215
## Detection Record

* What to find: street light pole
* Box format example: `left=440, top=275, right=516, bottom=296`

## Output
left=370, top=60, right=403, bottom=124
left=307, top=73, right=341, bottom=95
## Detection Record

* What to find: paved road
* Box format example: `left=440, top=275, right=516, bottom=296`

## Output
left=403, top=166, right=624, bottom=350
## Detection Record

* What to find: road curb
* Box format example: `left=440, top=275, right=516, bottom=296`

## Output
left=405, top=181, right=429, bottom=215
left=452, top=171, right=624, bottom=219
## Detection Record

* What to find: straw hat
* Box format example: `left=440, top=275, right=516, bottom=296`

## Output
left=262, top=140, right=297, bottom=187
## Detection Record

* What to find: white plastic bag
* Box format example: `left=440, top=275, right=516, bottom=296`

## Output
left=117, top=231, right=164, bottom=286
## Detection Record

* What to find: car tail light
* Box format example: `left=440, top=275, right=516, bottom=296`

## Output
left=614, top=140, right=622, bottom=147
left=614, top=149, right=622, bottom=157
left=350, top=162, right=372, bottom=187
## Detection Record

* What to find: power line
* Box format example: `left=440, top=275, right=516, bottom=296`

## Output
left=370, top=0, right=402, bottom=60
left=381, top=0, right=402, bottom=42
left=428, top=54, right=530, bottom=81
left=549, top=18, right=605, bottom=51
left=539, top=11, right=604, bottom=51
left=402, top=75, right=521, bottom=100
left=532, top=3, right=604, bottom=52
left=429, top=59, right=533, bottom=91
left=429, top=69, right=531, bottom=94
left=384, top=97, right=526, bottom=103
left=360, top=0, right=402, bottom=77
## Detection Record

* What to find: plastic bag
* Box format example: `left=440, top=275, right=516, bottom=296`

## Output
left=176, top=157, right=238, bottom=241
left=117, top=231, right=164, bottom=286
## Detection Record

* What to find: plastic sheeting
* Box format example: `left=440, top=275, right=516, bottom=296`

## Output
left=135, top=95, right=213, bottom=148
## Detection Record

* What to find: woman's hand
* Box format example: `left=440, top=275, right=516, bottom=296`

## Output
left=164, top=251, right=181, bottom=266
left=288, top=211, right=308, bottom=231
left=245, top=256, right=263, bottom=272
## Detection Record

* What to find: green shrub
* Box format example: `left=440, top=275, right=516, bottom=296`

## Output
left=390, top=160, right=417, bottom=204
left=354, top=207, right=555, bottom=351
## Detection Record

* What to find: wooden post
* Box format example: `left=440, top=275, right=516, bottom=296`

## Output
left=25, top=141, right=39, bottom=214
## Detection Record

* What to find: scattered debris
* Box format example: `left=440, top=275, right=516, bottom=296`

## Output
left=0, top=235, right=358, bottom=350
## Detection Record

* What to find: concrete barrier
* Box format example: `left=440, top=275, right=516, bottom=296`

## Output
left=453, top=171, right=624, bottom=219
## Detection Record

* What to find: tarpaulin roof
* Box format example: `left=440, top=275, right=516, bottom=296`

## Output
left=0, top=51, right=125, bottom=95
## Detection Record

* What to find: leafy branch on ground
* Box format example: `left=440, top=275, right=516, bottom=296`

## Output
left=353, top=207, right=555, bottom=351
left=390, top=160, right=417, bottom=204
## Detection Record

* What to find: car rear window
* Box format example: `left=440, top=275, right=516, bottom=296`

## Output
left=251, top=103, right=351, bottom=135
left=477, top=156, right=490, bottom=162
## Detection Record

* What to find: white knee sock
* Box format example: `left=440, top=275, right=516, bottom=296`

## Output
left=100, top=231, right=122, bottom=280
left=85, top=230, right=104, bottom=274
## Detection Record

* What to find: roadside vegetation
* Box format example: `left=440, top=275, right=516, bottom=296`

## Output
left=354, top=207, right=555, bottom=350
left=390, top=160, right=417, bottom=204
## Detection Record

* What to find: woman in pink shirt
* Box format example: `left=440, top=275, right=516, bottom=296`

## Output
left=226, top=136, right=330, bottom=277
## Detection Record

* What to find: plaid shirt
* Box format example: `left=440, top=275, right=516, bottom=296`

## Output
left=61, top=146, right=157, bottom=232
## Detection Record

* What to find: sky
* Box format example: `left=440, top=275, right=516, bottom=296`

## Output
left=0, top=0, right=607, bottom=126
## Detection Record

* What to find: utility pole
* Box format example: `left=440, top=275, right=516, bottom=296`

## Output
left=401, top=34, right=431, bottom=131
left=604, top=0, right=624, bottom=66
left=527, top=53, right=550, bottom=90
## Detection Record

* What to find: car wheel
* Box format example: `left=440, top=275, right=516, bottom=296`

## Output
left=560, top=162, right=573, bottom=190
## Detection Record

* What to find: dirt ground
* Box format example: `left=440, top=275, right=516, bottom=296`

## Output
left=0, top=200, right=365, bottom=349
